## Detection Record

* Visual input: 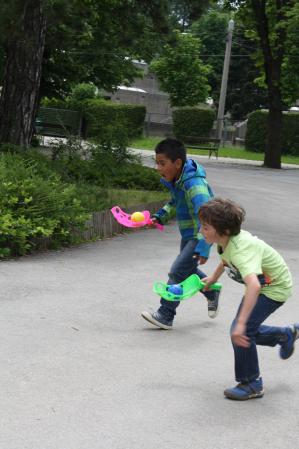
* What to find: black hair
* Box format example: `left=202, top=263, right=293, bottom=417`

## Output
left=199, top=197, right=246, bottom=236
left=155, top=138, right=186, bottom=164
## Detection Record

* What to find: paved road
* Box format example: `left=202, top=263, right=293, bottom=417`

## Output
left=0, top=158, right=298, bottom=449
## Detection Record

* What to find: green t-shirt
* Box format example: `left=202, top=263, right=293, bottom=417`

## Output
left=218, top=230, right=293, bottom=302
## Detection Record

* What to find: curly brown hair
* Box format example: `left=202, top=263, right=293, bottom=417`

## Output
left=199, top=198, right=245, bottom=236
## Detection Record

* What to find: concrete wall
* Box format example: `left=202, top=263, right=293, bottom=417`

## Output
left=107, top=62, right=173, bottom=136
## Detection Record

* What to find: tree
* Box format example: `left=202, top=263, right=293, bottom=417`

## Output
left=227, top=0, right=299, bottom=169
left=191, top=8, right=268, bottom=119
left=150, top=31, right=211, bottom=107
left=41, top=0, right=172, bottom=99
left=0, top=0, right=172, bottom=148
left=0, top=0, right=46, bottom=147
left=170, top=0, right=210, bottom=30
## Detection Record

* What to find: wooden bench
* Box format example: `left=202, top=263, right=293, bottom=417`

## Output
left=179, top=136, right=221, bottom=159
left=35, top=107, right=82, bottom=138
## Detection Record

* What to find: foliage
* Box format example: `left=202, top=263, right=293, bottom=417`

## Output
left=245, top=111, right=299, bottom=155
left=39, top=0, right=172, bottom=99
left=281, top=3, right=299, bottom=105
left=233, top=0, right=299, bottom=107
left=39, top=97, right=146, bottom=139
left=172, top=107, right=215, bottom=138
left=191, top=8, right=268, bottom=119
left=83, top=100, right=146, bottom=140
left=150, top=30, right=211, bottom=106
left=38, top=137, right=163, bottom=191
left=73, top=185, right=168, bottom=213
left=0, top=0, right=172, bottom=149
left=0, top=151, right=89, bottom=257
left=69, top=83, right=98, bottom=102
left=226, top=0, right=299, bottom=167
left=110, top=163, right=163, bottom=191
left=170, top=0, right=210, bottom=30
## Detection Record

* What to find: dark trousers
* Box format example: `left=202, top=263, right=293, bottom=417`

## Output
left=158, top=238, right=215, bottom=320
left=231, top=294, right=289, bottom=383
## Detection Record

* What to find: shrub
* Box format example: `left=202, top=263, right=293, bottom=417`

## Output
left=36, top=137, right=162, bottom=191
left=83, top=99, right=146, bottom=140
left=41, top=97, right=69, bottom=109
left=0, top=153, right=89, bottom=257
left=245, top=110, right=299, bottom=155
left=172, top=107, right=215, bottom=139
left=110, top=163, right=163, bottom=191
left=40, top=98, right=146, bottom=140
left=245, top=111, right=268, bottom=153
left=69, top=83, right=98, bottom=102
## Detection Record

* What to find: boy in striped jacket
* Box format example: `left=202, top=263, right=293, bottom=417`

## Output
left=141, top=138, right=220, bottom=329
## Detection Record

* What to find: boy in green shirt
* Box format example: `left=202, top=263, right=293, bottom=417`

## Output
left=198, top=197, right=298, bottom=401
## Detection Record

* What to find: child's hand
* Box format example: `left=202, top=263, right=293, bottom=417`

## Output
left=201, top=275, right=216, bottom=290
left=148, top=217, right=158, bottom=228
left=192, top=254, right=208, bottom=265
left=231, top=321, right=250, bottom=348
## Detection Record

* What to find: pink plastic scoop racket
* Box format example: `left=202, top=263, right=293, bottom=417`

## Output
left=111, top=206, right=164, bottom=231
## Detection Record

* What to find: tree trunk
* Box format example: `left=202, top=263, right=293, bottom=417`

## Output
left=0, top=0, right=46, bottom=148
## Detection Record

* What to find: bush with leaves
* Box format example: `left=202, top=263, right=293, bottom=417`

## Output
left=40, top=97, right=146, bottom=139
left=69, top=83, right=98, bottom=102
left=172, top=107, right=215, bottom=138
left=0, top=153, right=89, bottom=257
left=37, top=136, right=163, bottom=191
left=246, top=110, right=299, bottom=155
left=83, top=99, right=146, bottom=140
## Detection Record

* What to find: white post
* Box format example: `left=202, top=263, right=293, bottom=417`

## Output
left=217, top=19, right=234, bottom=143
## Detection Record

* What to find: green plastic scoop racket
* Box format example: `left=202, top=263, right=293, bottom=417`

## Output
left=153, top=273, right=222, bottom=302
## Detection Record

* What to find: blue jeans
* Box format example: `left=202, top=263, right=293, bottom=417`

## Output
left=158, top=239, right=215, bottom=320
left=231, top=293, right=289, bottom=383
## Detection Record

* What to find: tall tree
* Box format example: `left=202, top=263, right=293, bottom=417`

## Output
left=150, top=31, right=211, bottom=107
left=41, top=0, right=171, bottom=99
left=170, top=0, right=210, bottom=29
left=0, top=0, right=171, bottom=148
left=227, top=0, right=298, bottom=168
left=0, top=0, right=46, bottom=147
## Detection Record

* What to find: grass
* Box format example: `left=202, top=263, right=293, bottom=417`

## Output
left=130, top=136, right=299, bottom=165
left=75, top=183, right=168, bottom=213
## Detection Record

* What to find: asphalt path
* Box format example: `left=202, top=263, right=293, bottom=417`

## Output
left=0, top=155, right=298, bottom=449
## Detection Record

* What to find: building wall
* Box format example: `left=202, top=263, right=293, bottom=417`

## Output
left=108, top=62, right=172, bottom=130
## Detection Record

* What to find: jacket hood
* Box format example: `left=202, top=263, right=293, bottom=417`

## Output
left=179, top=159, right=206, bottom=183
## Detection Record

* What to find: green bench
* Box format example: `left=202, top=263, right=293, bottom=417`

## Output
left=35, top=107, right=82, bottom=138
left=179, top=136, right=221, bottom=159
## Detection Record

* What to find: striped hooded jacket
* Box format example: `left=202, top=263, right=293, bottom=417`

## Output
left=153, top=159, right=214, bottom=258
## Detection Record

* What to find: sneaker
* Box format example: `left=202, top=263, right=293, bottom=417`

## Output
left=279, top=323, right=299, bottom=360
left=224, top=377, right=264, bottom=401
left=207, top=289, right=221, bottom=319
left=141, top=310, right=173, bottom=330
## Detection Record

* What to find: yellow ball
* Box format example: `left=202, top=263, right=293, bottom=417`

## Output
left=131, top=211, right=145, bottom=222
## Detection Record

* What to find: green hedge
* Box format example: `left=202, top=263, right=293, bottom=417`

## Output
left=84, top=100, right=146, bottom=140
left=245, top=110, right=299, bottom=155
left=172, top=107, right=215, bottom=139
left=41, top=98, right=146, bottom=140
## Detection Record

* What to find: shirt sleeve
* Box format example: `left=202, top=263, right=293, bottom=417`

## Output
left=152, top=200, right=176, bottom=224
